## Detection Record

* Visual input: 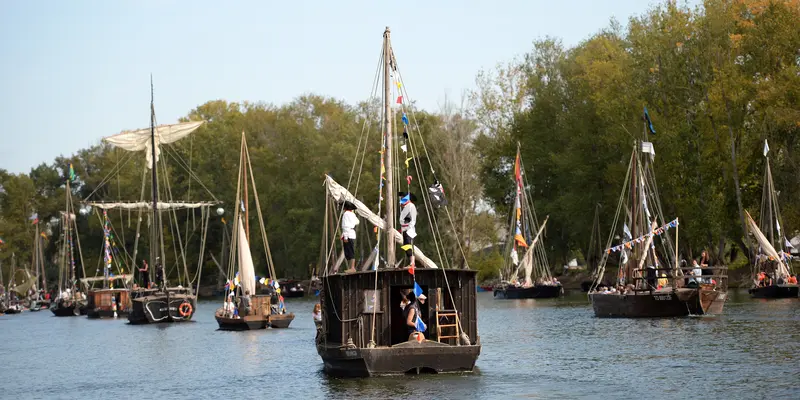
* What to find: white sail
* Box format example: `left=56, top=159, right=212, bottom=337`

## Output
left=515, top=217, right=548, bottom=286
left=86, top=201, right=216, bottom=210
left=746, top=211, right=790, bottom=277
left=104, top=121, right=205, bottom=169
left=324, top=175, right=438, bottom=269
left=236, top=216, right=256, bottom=296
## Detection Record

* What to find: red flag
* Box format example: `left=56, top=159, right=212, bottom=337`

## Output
left=514, top=152, right=521, bottom=184
left=396, top=95, right=403, bottom=104
left=407, top=265, right=415, bottom=275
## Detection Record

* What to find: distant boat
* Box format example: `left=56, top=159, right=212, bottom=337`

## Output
left=746, top=141, right=798, bottom=298
left=589, top=114, right=727, bottom=317
left=214, top=132, right=294, bottom=331
left=85, top=79, right=217, bottom=324
left=51, top=195, right=87, bottom=317
left=494, top=145, right=562, bottom=299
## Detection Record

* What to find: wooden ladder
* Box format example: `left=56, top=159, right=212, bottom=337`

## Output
left=436, top=309, right=460, bottom=343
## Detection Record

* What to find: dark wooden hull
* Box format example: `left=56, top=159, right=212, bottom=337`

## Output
left=317, top=341, right=481, bottom=377
left=4, top=308, right=22, bottom=315
left=51, top=304, right=79, bottom=316
left=215, top=312, right=267, bottom=330
left=269, top=313, right=295, bottom=328
left=590, top=287, right=727, bottom=318
left=493, top=284, right=563, bottom=299
left=127, top=293, right=196, bottom=324
left=748, top=284, right=799, bottom=299
left=87, top=309, right=130, bottom=319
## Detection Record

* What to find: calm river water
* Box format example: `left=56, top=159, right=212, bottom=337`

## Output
left=1, top=290, right=797, bottom=399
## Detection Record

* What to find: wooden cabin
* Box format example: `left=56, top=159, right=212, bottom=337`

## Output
left=317, top=268, right=481, bottom=377
left=86, top=289, right=131, bottom=319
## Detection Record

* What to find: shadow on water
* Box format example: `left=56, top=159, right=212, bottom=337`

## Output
left=0, top=290, right=797, bottom=399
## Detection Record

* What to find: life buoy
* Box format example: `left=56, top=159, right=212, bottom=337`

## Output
left=178, top=302, right=193, bottom=317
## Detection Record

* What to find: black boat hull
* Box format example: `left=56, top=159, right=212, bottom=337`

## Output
left=590, top=288, right=727, bottom=318
left=51, top=304, right=79, bottom=317
left=4, top=308, right=22, bottom=315
left=127, top=294, right=196, bottom=324
left=87, top=309, right=130, bottom=319
left=493, top=284, right=563, bottom=299
left=317, top=341, right=481, bottom=377
left=748, top=284, right=799, bottom=298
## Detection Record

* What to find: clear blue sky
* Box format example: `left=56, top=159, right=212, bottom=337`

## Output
left=0, top=0, right=690, bottom=174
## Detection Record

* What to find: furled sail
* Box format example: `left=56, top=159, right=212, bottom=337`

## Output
left=746, top=210, right=790, bottom=277
left=86, top=201, right=216, bottom=210
left=324, top=175, right=439, bottom=269
left=513, top=216, right=548, bottom=286
left=103, top=121, right=205, bottom=169
left=236, top=216, right=256, bottom=296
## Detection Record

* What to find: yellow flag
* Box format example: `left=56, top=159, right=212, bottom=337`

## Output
left=401, top=244, right=413, bottom=251
left=405, top=157, right=413, bottom=168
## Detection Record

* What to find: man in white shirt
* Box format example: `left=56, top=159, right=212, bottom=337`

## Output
left=399, top=192, right=418, bottom=268
left=341, top=201, right=359, bottom=272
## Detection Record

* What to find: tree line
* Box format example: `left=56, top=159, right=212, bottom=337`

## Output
left=1, top=0, right=799, bottom=286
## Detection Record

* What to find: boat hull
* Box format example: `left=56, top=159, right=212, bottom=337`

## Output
left=215, top=312, right=267, bottom=330
left=51, top=304, right=79, bottom=317
left=4, top=308, right=22, bottom=315
left=87, top=309, right=129, bottom=319
left=748, top=284, right=799, bottom=299
left=269, top=313, right=295, bottom=328
left=317, top=341, right=481, bottom=377
left=127, top=293, right=196, bottom=324
left=493, top=284, right=563, bottom=299
left=590, top=287, right=726, bottom=318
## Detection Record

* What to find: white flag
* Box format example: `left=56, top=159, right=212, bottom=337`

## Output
left=623, top=223, right=632, bottom=240
left=785, top=238, right=794, bottom=249
left=764, top=139, right=770, bottom=157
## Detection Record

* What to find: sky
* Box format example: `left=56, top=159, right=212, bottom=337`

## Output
left=0, top=0, right=693, bottom=174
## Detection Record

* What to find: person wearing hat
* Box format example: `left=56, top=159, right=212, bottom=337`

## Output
left=341, top=201, right=359, bottom=273
left=399, top=192, right=418, bottom=268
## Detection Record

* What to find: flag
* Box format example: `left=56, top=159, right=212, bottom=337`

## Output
left=30, top=213, right=39, bottom=225
left=514, top=152, right=521, bottom=184
left=764, top=139, right=770, bottom=157
left=396, top=96, right=403, bottom=104
left=405, top=157, right=413, bottom=168
left=785, top=238, right=794, bottom=249
left=415, top=314, right=426, bottom=333
left=644, top=106, right=656, bottom=134
left=623, top=223, right=632, bottom=240
left=402, top=113, right=409, bottom=125
left=413, top=281, right=423, bottom=297
left=240, top=200, right=245, bottom=212
left=407, top=264, right=415, bottom=275
left=0, top=237, right=4, bottom=245
left=40, top=232, right=47, bottom=239
left=69, top=163, right=76, bottom=181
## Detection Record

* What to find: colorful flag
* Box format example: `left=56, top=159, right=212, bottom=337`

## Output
left=402, top=113, right=409, bottom=125
left=413, top=281, right=423, bottom=297
left=30, top=213, right=39, bottom=225
left=396, top=96, right=403, bottom=104
left=0, top=237, right=5, bottom=245
left=69, top=163, right=76, bottom=181
left=415, top=314, right=426, bottom=333
left=644, top=106, right=656, bottom=134
left=407, top=265, right=415, bottom=275
left=40, top=232, right=47, bottom=239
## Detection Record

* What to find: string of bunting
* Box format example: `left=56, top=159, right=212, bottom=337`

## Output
left=606, top=218, right=679, bottom=254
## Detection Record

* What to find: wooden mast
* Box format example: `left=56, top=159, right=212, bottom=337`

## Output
left=243, top=132, right=250, bottom=241
left=149, top=76, right=170, bottom=319
left=383, top=27, right=396, bottom=268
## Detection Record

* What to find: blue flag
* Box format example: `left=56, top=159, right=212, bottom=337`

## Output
left=644, top=106, right=656, bottom=134
left=402, top=113, right=409, bottom=125
left=415, top=314, right=426, bottom=332
left=413, top=281, right=423, bottom=297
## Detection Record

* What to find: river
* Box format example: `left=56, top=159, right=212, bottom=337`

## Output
left=0, top=290, right=797, bottom=399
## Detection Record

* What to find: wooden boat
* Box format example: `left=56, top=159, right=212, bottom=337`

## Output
left=51, top=178, right=89, bottom=317
left=279, top=279, right=306, bottom=298
left=745, top=141, right=798, bottom=298
left=589, top=114, right=728, bottom=318
left=494, top=146, right=561, bottom=300
left=83, top=79, right=216, bottom=325
left=214, top=132, right=295, bottom=330
left=493, top=283, right=563, bottom=299
left=86, top=287, right=131, bottom=319
left=316, top=28, right=480, bottom=377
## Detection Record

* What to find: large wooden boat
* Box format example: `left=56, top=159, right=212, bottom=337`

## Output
left=589, top=111, right=728, bottom=318
left=316, top=28, right=480, bottom=377
left=84, top=79, right=217, bottom=325
left=494, top=146, right=561, bottom=300
left=85, top=278, right=132, bottom=319
left=745, top=141, right=798, bottom=298
left=214, top=132, right=295, bottom=331
left=51, top=187, right=89, bottom=317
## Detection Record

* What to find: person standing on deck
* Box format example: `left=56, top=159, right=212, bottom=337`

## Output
left=399, top=192, right=417, bottom=268
left=241, top=290, right=251, bottom=316
left=138, top=260, right=150, bottom=289
left=341, top=202, right=359, bottom=273
left=155, top=257, right=164, bottom=288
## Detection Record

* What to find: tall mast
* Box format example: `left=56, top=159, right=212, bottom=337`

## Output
left=67, top=180, right=75, bottom=287
left=383, top=27, right=396, bottom=268
left=243, top=132, right=250, bottom=241
left=149, top=77, right=164, bottom=289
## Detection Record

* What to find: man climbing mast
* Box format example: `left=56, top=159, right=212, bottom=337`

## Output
left=399, top=192, right=417, bottom=268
